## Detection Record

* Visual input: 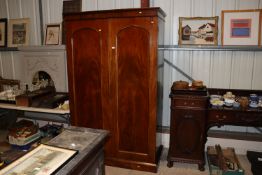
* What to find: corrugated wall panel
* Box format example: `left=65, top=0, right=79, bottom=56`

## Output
left=209, top=51, right=232, bottom=88
left=7, top=0, right=20, bottom=18
left=98, top=0, right=115, bottom=10
left=82, top=0, right=98, bottom=11
left=191, top=51, right=211, bottom=85
left=192, top=0, right=214, bottom=16
left=21, top=0, right=41, bottom=45
left=0, top=0, right=8, bottom=18
left=230, top=52, right=254, bottom=89
left=238, top=0, right=260, bottom=9
left=251, top=52, right=262, bottom=89
left=173, top=51, right=192, bottom=82
left=116, top=0, right=134, bottom=9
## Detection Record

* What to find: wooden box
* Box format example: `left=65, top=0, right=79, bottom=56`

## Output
left=15, top=86, right=55, bottom=107
left=207, top=145, right=244, bottom=175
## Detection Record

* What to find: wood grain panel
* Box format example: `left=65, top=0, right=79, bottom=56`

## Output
left=117, top=26, right=150, bottom=154
left=70, top=28, right=103, bottom=129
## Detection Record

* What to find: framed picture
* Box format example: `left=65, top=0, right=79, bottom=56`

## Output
left=0, top=18, right=7, bottom=47
left=8, top=18, right=30, bottom=47
left=44, top=23, right=61, bottom=45
left=0, top=144, right=77, bottom=175
left=221, top=9, right=261, bottom=46
left=178, top=16, right=218, bottom=45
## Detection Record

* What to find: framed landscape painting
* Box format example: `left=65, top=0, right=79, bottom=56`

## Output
left=0, top=18, right=7, bottom=47
left=8, top=18, right=30, bottom=47
left=0, top=144, right=77, bottom=175
left=179, top=16, right=218, bottom=45
left=222, top=9, right=261, bottom=45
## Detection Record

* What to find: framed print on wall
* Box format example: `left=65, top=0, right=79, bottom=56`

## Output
left=221, top=9, right=262, bottom=46
left=178, top=16, right=218, bottom=45
left=8, top=18, right=30, bottom=47
left=44, top=23, right=61, bottom=45
left=0, top=18, right=7, bottom=47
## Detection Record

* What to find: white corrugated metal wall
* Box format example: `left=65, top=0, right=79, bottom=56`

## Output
left=0, top=0, right=262, bottom=134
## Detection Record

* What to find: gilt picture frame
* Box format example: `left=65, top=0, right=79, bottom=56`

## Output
left=44, top=23, right=61, bottom=45
left=0, top=18, right=7, bottom=47
left=178, top=16, right=218, bottom=45
left=221, top=9, right=262, bottom=46
left=8, top=18, right=30, bottom=47
left=0, top=144, right=77, bottom=175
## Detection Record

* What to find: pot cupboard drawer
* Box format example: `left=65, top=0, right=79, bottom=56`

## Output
left=172, top=97, right=207, bottom=108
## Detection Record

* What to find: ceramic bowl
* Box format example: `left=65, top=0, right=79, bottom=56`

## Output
left=224, top=98, right=235, bottom=104
left=210, top=99, right=224, bottom=107
left=210, top=95, right=222, bottom=100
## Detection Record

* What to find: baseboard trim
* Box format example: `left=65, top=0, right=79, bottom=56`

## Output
left=157, top=125, right=262, bottom=142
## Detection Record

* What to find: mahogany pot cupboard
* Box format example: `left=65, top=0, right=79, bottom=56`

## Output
left=63, top=8, right=166, bottom=172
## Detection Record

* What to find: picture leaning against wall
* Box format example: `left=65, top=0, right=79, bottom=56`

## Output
left=0, top=18, right=7, bottom=47
left=221, top=9, right=262, bottom=46
left=178, top=16, right=218, bottom=45
left=8, top=18, right=30, bottom=47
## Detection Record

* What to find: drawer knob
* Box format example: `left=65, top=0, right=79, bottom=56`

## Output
left=184, top=102, right=187, bottom=105
left=216, top=115, right=227, bottom=120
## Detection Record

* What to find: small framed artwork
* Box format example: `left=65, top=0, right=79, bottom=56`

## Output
left=0, top=18, right=7, bottom=47
left=221, top=9, right=262, bottom=46
left=45, top=23, right=61, bottom=45
left=0, top=144, right=77, bottom=175
left=178, top=16, right=218, bottom=45
left=8, top=18, right=30, bottom=47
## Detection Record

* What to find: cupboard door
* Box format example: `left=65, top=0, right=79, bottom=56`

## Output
left=66, top=20, right=110, bottom=129
left=170, top=109, right=206, bottom=160
left=108, top=17, right=158, bottom=162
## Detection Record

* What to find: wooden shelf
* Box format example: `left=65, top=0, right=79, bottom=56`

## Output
left=0, top=45, right=66, bottom=52
left=158, top=45, right=262, bottom=51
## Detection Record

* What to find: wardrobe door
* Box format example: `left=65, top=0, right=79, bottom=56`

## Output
left=108, top=17, right=158, bottom=165
left=65, top=20, right=110, bottom=129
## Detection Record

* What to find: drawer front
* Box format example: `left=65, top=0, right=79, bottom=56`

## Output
left=172, top=97, right=207, bottom=108
left=208, top=110, right=262, bottom=126
left=208, top=111, right=235, bottom=123
left=236, top=112, right=262, bottom=126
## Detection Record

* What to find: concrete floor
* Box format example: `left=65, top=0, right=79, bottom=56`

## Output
left=105, top=149, right=252, bottom=175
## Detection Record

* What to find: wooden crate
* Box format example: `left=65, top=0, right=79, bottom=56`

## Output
left=207, top=145, right=244, bottom=175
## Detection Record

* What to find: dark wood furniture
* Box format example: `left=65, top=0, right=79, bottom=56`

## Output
left=167, top=89, right=208, bottom=170
left=48, top=126, right=109, bottom=175
left=63, top=8, right=166, bottom=172
left=167, top=88, right=262, bottom=171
